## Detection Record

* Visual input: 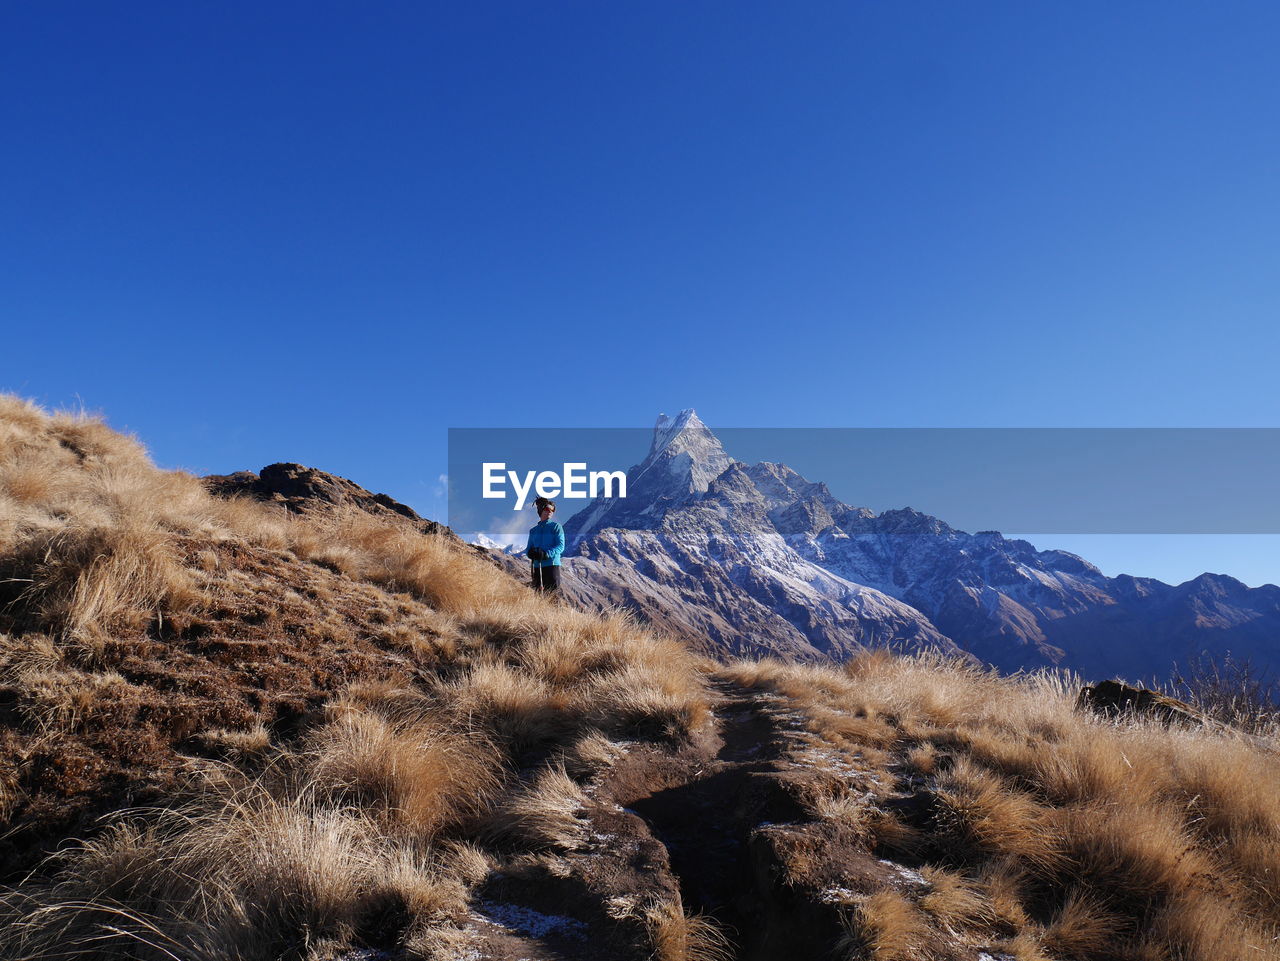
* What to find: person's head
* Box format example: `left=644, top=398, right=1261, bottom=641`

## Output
left=534, top=497, right=556, bottom=520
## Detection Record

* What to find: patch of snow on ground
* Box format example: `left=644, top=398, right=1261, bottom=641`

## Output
left=794, top=747, right=871, bottom=778
left=878, top=859, right=928, bottom=887
left=474, top=901, right=589, bottom=940
left=429, top=948, right=484, bottom=961
left=818, top=885, right=859, bottom=904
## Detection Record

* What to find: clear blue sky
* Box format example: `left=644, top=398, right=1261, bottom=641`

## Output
left=3, top=2, right=1278, bottom=585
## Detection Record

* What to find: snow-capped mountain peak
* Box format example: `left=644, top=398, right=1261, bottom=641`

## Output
left=565, top=409, right=734, bottom=547
left=643, top=409, right=735, bottom=492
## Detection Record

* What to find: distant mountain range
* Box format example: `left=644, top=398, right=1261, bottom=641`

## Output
left=553, top=410, right=1279, bottom=681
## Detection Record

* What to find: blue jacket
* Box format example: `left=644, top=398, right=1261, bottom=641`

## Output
left=526, top=520, right=565, bottom=568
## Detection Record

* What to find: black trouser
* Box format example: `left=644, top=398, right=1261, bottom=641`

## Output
left=531, top=564, right=561, bottom=593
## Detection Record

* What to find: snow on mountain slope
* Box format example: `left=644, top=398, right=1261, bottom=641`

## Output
left=566, top=410, right=734, bottom=549
left=558, top=412, right=1280, bottom=680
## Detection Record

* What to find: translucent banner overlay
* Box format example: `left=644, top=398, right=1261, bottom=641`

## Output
left=447, top=427, right=1280, bottom=542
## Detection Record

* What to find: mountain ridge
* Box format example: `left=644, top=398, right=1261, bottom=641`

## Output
left=556, top=411, right=1280, bottom=681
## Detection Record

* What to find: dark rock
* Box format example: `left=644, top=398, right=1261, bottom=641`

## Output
left=1077, top=680, right=1210, bottom=727
left=204, top=463, right=455, bottom=539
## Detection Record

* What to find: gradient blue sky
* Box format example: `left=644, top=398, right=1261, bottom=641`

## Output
left=3, top=2, right=1278, bottom=585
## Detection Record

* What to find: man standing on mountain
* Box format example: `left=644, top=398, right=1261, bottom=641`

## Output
left=525, top=496, right=565, bottom=593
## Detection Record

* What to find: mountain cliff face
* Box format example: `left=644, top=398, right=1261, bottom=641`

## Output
left=559, top=411, right=1280, bottom=680
left=566, top=409, right=737, bottom=546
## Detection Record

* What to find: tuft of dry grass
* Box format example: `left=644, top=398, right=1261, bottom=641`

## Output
left=434, top=659, right=579, bottom=756
left=931, top=757, right=1064, bottom=872
left=644, top=899, right=734, bottom=961
left=839, top=889, right=931, bottom=961
left=1035, top=890, right=1125, bottom=960
left=0, top=793, right=470, bottom=961
left=299, top=508, right=529, bottom=617
left=422, top=609, right=710, bottom=760
left=302, top=711, right=500, bottom=839
left=6, top=524, right=199, bottom=643
left=917, top=866, right=996, bottom=931
left=560, top=729, right=623, bottom=781
left=481, top=762, right=589, bottom=852
left=809, top=780, right=878, bottom=834
left=1169, top=654, right=1280, bottom=737
left=191, top=723, right=274, bottom=766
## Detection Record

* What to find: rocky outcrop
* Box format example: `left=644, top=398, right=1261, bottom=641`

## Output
left=205, top=463, right=453, bottom=537
left=1077, top=680, right=1211, bottom=726
left=200, top=464, right=539, bottom=580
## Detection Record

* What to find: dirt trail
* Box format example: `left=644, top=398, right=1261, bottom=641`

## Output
left=603, top=675, right=848, bottom=960
left=459, top=674, right=902, bottom=960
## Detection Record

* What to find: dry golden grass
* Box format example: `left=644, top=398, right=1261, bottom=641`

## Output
left=561, top=729, right=624, bottom=780
left=980, top=856, right=1035, bottom=931
left=0, top=791, right=470, bottom=961
left=724, top=652, right=1280, bottom=959
left=917, top=866, right=996, bottom=930
left=12, top=525, right=199, bottom=646
left=810, top=780, right=878, bottom=834
left=1036, top=890, right=1125, bottom=960
left=0, top=396, right=528, bottom=648
left=433, top=659, right=579, bottom=756
left=838, top=889, right=931, bottom=961
left=931, top=757, right=1064, bottom=872
left=0, top=397, right=269, bottom=645
left=191, top=723, right=274, bottom=765
left=410, top=604, right=710, bottom=762
left=481, top=761, right=589, bottom=852
left=1170, top=655, right=1280, bottom=737
left=644, top=899, right=734, bottom=961
left=302, top=711, right=501, bottom=839
left=298, top=508, right=530, bottom=617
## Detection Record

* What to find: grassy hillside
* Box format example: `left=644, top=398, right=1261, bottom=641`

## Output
left=0, top=396, right=1276, bottom=961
